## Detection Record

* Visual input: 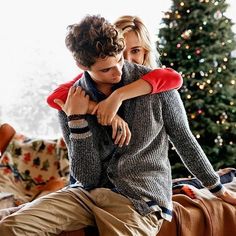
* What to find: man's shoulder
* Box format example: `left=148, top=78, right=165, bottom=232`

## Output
left=123, top=60, right=151, bottom=73
left=122, top=60, right=152, bottom=83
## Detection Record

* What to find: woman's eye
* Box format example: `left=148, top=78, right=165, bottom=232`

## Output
left=131, top=49, right=140, bottom=54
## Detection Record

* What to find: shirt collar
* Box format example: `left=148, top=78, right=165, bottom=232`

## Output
left=75, top=71, right=123, bottom=102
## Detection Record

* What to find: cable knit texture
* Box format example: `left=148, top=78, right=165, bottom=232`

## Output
left=58, top=61, right=222, bottom=221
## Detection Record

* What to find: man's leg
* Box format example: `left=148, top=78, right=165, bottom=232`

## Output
left=0, top=187, right=95, bottom=236
left=0, top=204, right=25, bottom=221
left=90, top=188, right=163, bottom=236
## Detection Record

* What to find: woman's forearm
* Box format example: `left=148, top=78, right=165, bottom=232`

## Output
left=112, top=79, right=152, bottom=102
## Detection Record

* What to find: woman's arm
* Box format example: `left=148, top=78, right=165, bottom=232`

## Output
left=142, top=68, right=182, bottom=93
left=47, top=73, right=83, bottom=110
left=116, top=68, right=182, bottom=100
left=47, top=68, right=182, bottom=111
left=92, top=68, right=183, bottom=125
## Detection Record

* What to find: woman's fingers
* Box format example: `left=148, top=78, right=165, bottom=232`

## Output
left=68, top=86, right=76, bottom=96
left=53, top=99, right=65, bottom=109
left=92, top=104, right=99, bottom=115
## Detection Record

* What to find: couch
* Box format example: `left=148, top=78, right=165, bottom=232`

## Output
left=1, top=123, right=236, bottom=236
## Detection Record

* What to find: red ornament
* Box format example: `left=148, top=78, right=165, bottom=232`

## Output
left=177, top=43, right=181, bottom=48
left=197, top=109, right=203, bottom=114
left=195, top=48, right=201, bottom=55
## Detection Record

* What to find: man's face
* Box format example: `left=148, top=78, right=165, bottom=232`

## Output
left=88, top=53, right=124, bottom=86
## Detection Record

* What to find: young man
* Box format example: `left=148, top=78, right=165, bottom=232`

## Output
left=1, top=15, right=236, bottom=236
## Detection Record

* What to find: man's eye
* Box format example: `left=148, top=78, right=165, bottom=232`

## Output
left=101, top=68, right=110, bottom=72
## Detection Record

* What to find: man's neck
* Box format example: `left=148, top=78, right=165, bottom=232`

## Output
left=96, top=84, right=113, bottom=96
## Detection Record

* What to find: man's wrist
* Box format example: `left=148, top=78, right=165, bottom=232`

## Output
left=67, top=114, right=86, bottom=121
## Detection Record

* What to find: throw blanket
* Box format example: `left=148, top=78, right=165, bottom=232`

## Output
left=158, top=178, right=236, bottom=236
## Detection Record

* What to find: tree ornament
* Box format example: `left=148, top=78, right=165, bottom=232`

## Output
left=158, top=0, right=236, bottom=178
left=220, top=112, right=228, bottom=122
left=163, top=12, right=171, bottom=19
left=181, top=29, right=192, bottom=40
left=214, top=135, right=223, bottom=146
left=214, top=81, right=223, bottom=88
left=214, top=10, right=222, bottom=19
left=176, top=43, right=181, bottom=48
left=197, top=109, right=203, bottom=114
left=195, top=48, right=201, bottom=55
left=199, top=58, right=205, bottom=63
left=230, top=80, right=235, bottom=85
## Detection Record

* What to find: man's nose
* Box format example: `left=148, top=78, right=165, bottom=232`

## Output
left=112, top=65, right=122, bottom=76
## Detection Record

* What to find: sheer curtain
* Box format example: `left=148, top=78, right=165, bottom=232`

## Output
left=0, top=34, right=79, bottom=138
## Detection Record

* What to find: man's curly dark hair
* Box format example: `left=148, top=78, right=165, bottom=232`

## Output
left=65, top=15, right=125, bottom=68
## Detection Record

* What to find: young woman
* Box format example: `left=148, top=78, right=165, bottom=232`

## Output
left=114, top=15, right=159, bottom=68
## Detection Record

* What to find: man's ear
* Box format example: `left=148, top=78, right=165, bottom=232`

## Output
left=76, top=62, right=89, bottom=71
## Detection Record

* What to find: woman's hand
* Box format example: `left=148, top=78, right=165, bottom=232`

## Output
left=54, top=86, right=89, bottom=116
left=92, top=91, right=123, bottom=125
left=110, top=114, right=131, bottom=147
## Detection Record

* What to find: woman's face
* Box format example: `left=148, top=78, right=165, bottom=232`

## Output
left=123, top=31, right=146, bottom=65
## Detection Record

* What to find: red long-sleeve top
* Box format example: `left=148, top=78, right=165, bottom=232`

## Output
left=47, top=68, right=182, bottom=110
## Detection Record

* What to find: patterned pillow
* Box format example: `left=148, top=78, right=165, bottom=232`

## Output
left=0, top=133, right=69, bottom=203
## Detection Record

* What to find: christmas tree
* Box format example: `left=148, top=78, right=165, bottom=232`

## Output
left=158, top=0, right=236, bottom=177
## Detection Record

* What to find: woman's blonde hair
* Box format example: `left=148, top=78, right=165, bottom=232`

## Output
left=114, top=15, right=160, bottom=69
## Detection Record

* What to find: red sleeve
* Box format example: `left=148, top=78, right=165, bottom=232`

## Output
left=47, top=73, right=83, bottom=110
left=141, top=68, right=183, bottom=94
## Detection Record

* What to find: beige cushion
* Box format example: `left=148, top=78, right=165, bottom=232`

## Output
left=0, top=133, right=69, bottom=204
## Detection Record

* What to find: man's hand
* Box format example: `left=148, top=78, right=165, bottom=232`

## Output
left=54, top=86, right=89, bottom=116
left=217, top=188, right=236, bottom=205
left=111, top=115, right=131, bottom=147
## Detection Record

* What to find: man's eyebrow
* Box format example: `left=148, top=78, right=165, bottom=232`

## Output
left=99, top=55, right=123, bottom=71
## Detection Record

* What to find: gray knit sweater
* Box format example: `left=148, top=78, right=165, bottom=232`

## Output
left=58, top=61, right=223, bottom=221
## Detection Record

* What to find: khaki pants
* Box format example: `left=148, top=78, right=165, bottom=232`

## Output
left=0, top=187, right=163, bottom=236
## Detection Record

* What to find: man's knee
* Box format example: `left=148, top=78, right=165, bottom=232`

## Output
left=0, top=216, right=24, bottom=236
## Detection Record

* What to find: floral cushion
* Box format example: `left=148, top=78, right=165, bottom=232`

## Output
left=0, top=133, right=69, bottom=204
